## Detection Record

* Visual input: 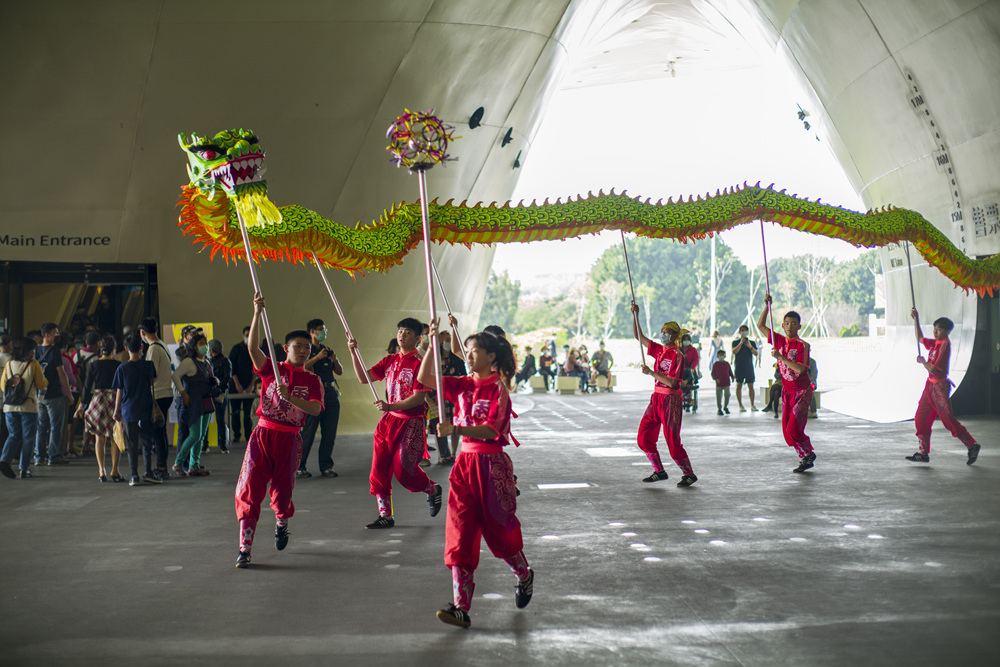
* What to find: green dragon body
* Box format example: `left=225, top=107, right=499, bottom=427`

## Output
left=178, top=128, right=998, bottom=294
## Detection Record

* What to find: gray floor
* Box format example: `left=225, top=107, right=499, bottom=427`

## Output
left=1, top=388, right=998, bottom=666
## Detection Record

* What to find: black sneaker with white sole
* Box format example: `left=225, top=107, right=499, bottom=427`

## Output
left=967, top=444, right=981, bottom=465
left=366, top=516, right=395, bottom=529
left=428, top=484, right=443, bottom=517
left=793, top=452, right=816, bottom=473
left=642, top=470, right=668, bottom=483
left=235, top=551, right=251, bottom=568
left=676, top=474, right=698, bottom=487
left=275, top=523, right=289, bottom=551
left=436, top=604, right=471, bottom=628
left=515, top=569, right=534, bottom=609
left=905, top=452, right=930, bottom=463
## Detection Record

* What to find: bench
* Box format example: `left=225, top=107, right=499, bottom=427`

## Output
left=555, top=376, right=580, bottom=395
left=529, top=375, right=548, bottom=393
left=590, top=374, right=617, bottom=392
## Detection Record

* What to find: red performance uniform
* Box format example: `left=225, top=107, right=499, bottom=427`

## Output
left=637, top=341, right=695, bottom=476
left=235, top=359, right=323, bottom=552
left=914, top=337, right=976, bottom=454
left=441, top=373, right=529, bottom=612
left=770, top=331, right=814, bottom=458
left=368, top=350, right=436, bottom=511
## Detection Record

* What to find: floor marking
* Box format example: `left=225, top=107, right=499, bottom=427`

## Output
left=541, top=534, right=560, bottom=539
left=482, top=593, right=503, bottom=599
left=694, top=529, right=709, bottom=534
left=20, top=496, right=98, bottom=511
left=537, top=482, right=590, bottom=489
left=643, top=556, right=662, bottom=562
left=621, top=532, right=637, bottom=537
left=709, top=540, right=727, bottom=545
left=585, top=447, right=643, bottom=458
left=384, top=564, right=400, bottom=569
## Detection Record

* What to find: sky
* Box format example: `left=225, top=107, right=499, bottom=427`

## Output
left=493, top=61, right=867, bottom=286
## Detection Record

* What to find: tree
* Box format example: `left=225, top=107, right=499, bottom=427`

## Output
left=599, top=280, right=624, bottom=340
left=478, top=270, right=520, bottom=332
left=587, top=236, right=751, bottom=339
left=635, top=283, right=655, bottom=335
left=800, top=255, right=835, bottom=338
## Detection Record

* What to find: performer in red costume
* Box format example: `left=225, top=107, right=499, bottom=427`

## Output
left=630, top=303, right=698, bottom=487
left=757, top=294, right=815, bottom=473
left=906, top=308, right=981, bottom=465
left=347, top=317, right=442, bottom=529
left=234, top=293, right=324, bottom=568
left=417, top=321, right=532, bottom=629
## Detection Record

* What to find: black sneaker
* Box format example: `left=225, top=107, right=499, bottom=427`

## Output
left=154, top=468, right=170, bottom=482
left=142, top=472, right=162, bottom=485
left=428, top=484, right=443, bottom=517
left=677, top=474, right=698, bottom=487
left=717, top=409, right=724, bottom=416
left=275, top=523, right=289, bottom=551
left=905, top=452, right=930, bottom=463
left=366, top=516, right=395, bottom=529
left=296, top=469, right=312, bottom=479
left=642, top=470, right=669, bottom=483
left=515, top=569, right=534, bottom=609
left=436, top=604, right=471, bottom=628
left=723, top=408, right=730, bottom=414
left=967, top=444, right=981, bottom=466
left=0, top=461, right=15, bottom=479
left=320, top=468, right=338, bottom=478
left=19, top=469, right=32, bottom=479
left=235, top=551, right=251, bottom=568
left=793, top=452, right=816, bottom=473
left=129, top=475, right=142, bottom=487
left=48, top=458, right=69, bottom=465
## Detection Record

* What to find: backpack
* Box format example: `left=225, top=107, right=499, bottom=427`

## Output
left=3, top=363, right=31, bottom=407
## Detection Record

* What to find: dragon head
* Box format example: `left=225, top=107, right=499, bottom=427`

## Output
left=178, top=128, right=281, bottom=227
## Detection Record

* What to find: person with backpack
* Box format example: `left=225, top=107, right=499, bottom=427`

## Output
left=139, top=318, right=175, bottom=481
left=1, top=337, right=48, bottom=479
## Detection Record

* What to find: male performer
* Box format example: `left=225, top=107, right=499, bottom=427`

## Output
left=233, top=293, right=323, bottom=568
left=757, top=295, right=815, bottom=473
left=346, top=318, right=442, bottom=528
left=906, top=307, right=981, bottom=465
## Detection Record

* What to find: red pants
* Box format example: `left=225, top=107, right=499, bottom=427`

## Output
left=637, top=392, right=694, bottom=476
left=914, top=380, right=976, bottom=454
left=234, top=426, right=301, bottom=548
left=370, top=413, right=434, bottom=497
left=445, top=450, right=523, bottom=571
left=780, top=386, right=813, bottom=457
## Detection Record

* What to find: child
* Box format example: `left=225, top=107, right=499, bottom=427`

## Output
left=417, top=321, right=532, bottom=629
left=629, top=302, right=698, bottom=487
left=112, top=333, right=159, bottom=486
left=757, top=294, right=815, bottom=473
left=347, top=317, right=442, bottom=529
left=906, top=307, right=981, bottom=465
left=234, top=293, right=324, bottom=568
left=711, top=349, right=734, bottom=415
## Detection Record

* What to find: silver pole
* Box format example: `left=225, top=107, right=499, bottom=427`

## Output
left=430, top=257, right=470, bottom=367
left=235, top=208, right=283, bottom=383
left=415, top=168, right=446, bottom=419
left=310, top=249, right=380, bottom=403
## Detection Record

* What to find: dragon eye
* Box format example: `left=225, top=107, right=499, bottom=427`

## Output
left=198, top=150, right=218, bottom=161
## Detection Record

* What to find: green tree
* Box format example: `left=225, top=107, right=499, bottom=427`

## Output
left=478, top=270, right=520, bottom=332
left=587, top=237, right=750, bottom=339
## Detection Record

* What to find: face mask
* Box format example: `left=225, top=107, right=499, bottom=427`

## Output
left=198, top=345, right=209, bottom=356
left=243, top=337, right=249, bottom=344
left=316, top=330, right=328, bottom=343
left=682, top=341, right=691, bottom=347
left=658, top=333, right=671, bottom=344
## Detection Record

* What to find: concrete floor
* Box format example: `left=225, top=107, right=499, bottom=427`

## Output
left=1, top=386, right=998, bottom=666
